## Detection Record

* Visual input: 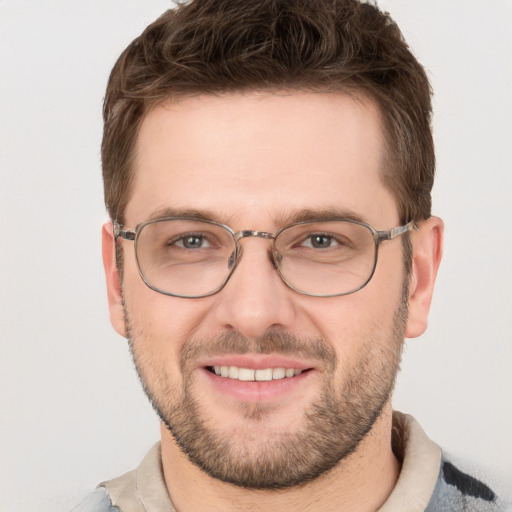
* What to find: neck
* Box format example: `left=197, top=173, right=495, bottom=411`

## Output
left=160, top=405, right=400, bottom=512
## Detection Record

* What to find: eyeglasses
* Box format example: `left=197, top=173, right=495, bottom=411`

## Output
left=114, top=217, right=415, bottom=298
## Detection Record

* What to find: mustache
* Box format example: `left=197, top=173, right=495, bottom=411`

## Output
left=179, top=330, right=337, bottom=371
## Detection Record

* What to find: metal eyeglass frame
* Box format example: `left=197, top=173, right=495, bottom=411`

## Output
left=113, top=217, right=417, bottom=298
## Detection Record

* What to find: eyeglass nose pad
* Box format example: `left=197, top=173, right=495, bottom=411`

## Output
left=273, top=250, right=283, bottom=268
left=228, top=250, right=237, bottom=270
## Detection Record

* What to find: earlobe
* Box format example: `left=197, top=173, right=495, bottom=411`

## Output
left=405, top=216, right=444, bottom=339
left=102, top=221, right=127, bottom=337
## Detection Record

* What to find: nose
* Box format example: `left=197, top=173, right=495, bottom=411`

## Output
left=213, top=238, right=296, bottom=338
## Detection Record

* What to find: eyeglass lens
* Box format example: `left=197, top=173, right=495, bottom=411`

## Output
left=134, top=219, right=378, bottom=298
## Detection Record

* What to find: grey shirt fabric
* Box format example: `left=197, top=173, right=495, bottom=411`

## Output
left=71, top=412, right=505, bottom=511
left=71, top=488, right=118, bottom=512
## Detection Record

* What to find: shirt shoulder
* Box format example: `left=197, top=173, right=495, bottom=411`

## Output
left=425, top=456, right=507, bottom=512
left=70, top=487, right=119, bottom=512
left=74, top=443, right=175, bottom=512
left=379, top=412, right=508, bottom=512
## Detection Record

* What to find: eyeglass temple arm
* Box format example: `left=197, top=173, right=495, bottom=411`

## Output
left=376, top=221, right=417, bottom=241
left=113, top=221, right=136, bottom=241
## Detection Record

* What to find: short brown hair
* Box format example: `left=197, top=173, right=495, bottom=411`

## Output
left=102, top=0, right=434, bottom=225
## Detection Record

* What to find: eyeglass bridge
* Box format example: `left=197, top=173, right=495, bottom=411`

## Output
left=235, top=230, right=276, bottom=241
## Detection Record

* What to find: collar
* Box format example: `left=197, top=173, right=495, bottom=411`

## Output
left=378, top=412, right=442, bottom=511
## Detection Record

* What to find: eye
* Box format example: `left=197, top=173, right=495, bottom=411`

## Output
left=173, top=233, right=212, bottom=249
left=301, top=234, right=338, bottom=249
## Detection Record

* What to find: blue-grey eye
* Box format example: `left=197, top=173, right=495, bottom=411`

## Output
left=302, top=234, right=337, bottom=249
left=175, top=234, right=211, bottom=249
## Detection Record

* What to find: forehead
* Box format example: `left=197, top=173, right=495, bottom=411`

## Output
left=127, top=92, right=397, bottom=228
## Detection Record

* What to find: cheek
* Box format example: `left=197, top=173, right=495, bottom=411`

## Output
left=308, top=276, right=405, bottom=361
left=122, top=273, right=212, bottom=364
left=313, top=300, right=376, bottom=362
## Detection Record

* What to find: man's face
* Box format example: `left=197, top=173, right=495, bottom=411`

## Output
left=113, top=92, right=410, bottom=488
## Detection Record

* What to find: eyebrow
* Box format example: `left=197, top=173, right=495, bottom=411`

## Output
left=275, top=208, right=365, bottom=226
left=143, top=206, right=366, bottom=228
left=145, top=207, right=236, bottom=226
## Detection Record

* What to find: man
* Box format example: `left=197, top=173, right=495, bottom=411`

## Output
left=73, top=0, right=505, bottom=510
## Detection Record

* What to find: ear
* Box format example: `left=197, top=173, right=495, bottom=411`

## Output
left=102, top=221, right=127, bottom=337
left=405, top=216, right=444, bottom=338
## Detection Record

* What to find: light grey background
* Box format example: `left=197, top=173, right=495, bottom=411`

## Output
left=1, top=1, right=511, bottom=511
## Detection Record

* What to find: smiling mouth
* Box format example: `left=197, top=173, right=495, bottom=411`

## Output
left=206, top=365, right=307, bottom=382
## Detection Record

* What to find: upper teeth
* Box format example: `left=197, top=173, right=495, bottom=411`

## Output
left=213, top=366, right=302, bottom=381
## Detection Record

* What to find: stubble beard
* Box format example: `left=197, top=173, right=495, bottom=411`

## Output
left=125, top=286, right=408, bottom=490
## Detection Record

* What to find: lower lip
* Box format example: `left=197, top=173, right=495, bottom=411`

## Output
left=200, top=367, right=313, bottom=402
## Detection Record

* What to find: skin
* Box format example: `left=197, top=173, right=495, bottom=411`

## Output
left=102, top=92, right=443, bottom=511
